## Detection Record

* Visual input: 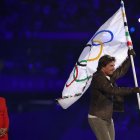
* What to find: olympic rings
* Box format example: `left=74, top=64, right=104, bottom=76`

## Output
left=91, top=30, right=114, bottom=46
left=72, top=40, right=103, bottom=82
left=87, top=40, right=103, bottom=61
left=73, top=61, right=91, bottom=82
left=66, top=30, right=114, bottom=87
left=66, top=65, right=78, bottom=87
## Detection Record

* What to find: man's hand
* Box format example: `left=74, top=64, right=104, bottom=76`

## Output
left=132, top=87, right=140, bottom=93
left=128, top=49, right=136, bottom=57
left=0, top=128, right=8, bottom=137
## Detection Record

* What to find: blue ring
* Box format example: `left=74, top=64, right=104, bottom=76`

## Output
left=91, top=30, right=114, bottom=46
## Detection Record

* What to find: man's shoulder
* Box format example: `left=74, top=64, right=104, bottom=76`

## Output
left=92, top=71, right=106, bottom=81
left=93, top=71, right=104, bottom=77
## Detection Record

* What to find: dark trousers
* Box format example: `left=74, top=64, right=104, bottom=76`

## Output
left=88, top=117, right=115, bottom=140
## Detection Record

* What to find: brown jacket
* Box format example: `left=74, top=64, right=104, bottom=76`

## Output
left=89, top=57, right=134, bottom=121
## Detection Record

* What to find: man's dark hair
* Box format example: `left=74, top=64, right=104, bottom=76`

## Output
left=97, top=55, right=116, bottom=71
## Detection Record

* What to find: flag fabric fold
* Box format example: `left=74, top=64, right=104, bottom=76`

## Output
left=58, top=7, right=132, bottom=109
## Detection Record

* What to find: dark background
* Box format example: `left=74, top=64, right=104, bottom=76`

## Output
left=0, top=0, right=140, bottom=140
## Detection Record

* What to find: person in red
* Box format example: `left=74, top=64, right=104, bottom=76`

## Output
left=0, top=97, right=9, bottom=140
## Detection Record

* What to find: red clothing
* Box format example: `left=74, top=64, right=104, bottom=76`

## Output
left=0, top=97, right=9, bottom=140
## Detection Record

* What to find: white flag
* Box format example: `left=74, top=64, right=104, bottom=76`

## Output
left=58, top=7, right=132, bottom=109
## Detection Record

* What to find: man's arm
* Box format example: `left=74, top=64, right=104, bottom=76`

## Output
left=112, top=57, right=130, bottom=80
left=94, top=76, right=140, bottom=96
left=112, top=49, right=136, bottom=80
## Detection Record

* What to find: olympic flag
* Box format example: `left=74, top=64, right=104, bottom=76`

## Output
left=57, top=5, right=133, bottom=109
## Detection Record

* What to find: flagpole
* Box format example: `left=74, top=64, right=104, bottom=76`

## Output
left=121, top=0, right=140, bottom=110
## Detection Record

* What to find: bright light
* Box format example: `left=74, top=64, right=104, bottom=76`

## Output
left=138, top=18, right=140, bottom=22
left=130, top=27, right=135, bottom=33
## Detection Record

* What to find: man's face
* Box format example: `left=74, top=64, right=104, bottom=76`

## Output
left=102, top=61, right=115, bottom=76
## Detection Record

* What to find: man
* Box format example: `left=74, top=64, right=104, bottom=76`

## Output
left=88, top=49, right=140, bottom=140
left=0, top=97, right=9, bottom=140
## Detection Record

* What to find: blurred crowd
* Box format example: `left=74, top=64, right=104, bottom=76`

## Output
left=0, top=0, right=140, bottom=93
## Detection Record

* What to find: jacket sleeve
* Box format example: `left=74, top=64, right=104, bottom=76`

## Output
left=94, top=76, right=134, bottom=96
left=112, top=57, right=131, bottom=80
left=113, top=95, right=124, bottom=112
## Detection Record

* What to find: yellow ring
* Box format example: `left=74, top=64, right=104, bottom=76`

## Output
left=87, top=40, right=103, bottom=62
